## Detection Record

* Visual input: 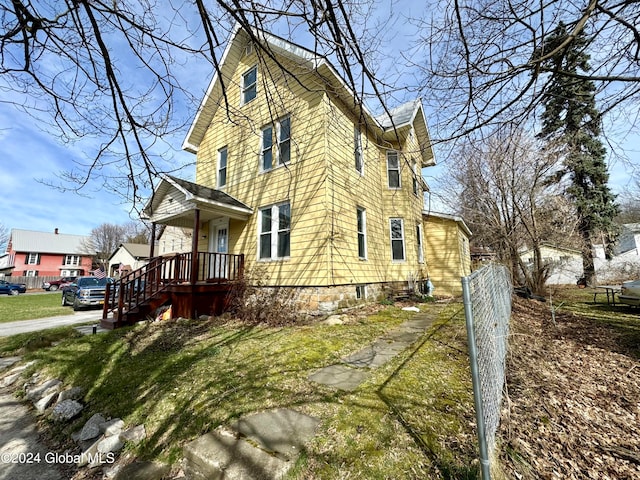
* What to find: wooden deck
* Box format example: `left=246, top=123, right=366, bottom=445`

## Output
left=101, top=252, right=244, bottom=329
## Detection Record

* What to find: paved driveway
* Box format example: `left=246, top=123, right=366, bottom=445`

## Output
left=0, top=310, right=103, bottom=337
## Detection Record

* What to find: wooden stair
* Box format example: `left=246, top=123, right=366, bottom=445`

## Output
left=101, top=252, right=245, bottom=329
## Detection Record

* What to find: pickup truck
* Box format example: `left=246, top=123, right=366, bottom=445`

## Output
left=61, top=276, right=113, bottom=311
left=42, top=276, right=77, bottom=291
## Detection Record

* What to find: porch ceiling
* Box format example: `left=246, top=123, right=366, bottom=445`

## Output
left=143, top=175, right=253, bottom=227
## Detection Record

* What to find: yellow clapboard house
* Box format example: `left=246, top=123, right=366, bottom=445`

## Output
left=142, top=24, right=437, bottom=315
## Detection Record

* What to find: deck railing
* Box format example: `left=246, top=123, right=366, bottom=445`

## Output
left=103, top=252, right=244, bottom=321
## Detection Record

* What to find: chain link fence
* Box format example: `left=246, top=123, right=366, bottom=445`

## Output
left=461, top=263, right=512, bottom=479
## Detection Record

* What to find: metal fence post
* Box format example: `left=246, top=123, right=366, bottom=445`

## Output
left=462, top=275, right=491, bottom=480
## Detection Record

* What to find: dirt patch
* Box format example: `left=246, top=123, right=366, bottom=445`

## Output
left=499, top=297, right=640, bottom=479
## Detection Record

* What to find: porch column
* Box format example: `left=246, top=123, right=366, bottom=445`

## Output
left=191, top=209, right=200, bottom=285
left=149, top=222, right=156, bottom=258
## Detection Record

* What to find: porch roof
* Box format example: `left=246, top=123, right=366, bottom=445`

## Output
left=143, top=175, right=253, bottom=227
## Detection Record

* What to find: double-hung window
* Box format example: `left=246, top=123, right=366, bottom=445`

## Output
left=218, top=147, right=228, bottom=188
left=357, top=207, right=367, bottom=259
left=261, top=116, right=291, bottom=171
left=354, top=127, right=364, bottom=175
left=26, top=253, right=39, bottom=265
left=390, top=218, right=405, bottom=261
left=387, top=151, right=400, bottom=188
left=64, top=255, right=80, bottom=266
left=241, top=65, right=257, bottom=104
left=259, top=202, right=291, bottom=260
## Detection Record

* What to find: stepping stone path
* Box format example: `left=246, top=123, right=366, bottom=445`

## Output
left=183, top=309, right=437, bottom=479
left=308, top=311, right=436, bottom=391
left=1, top=307, right=437, bottom=479
left=183, top=408, right=320, bottom=480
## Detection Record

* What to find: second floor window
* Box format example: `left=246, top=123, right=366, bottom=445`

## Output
left=412, top=161, right=419, bottom=196
left=218, top=147, right=228, bottom=187
left=26, top=253, right=39, bottom=264
left=241, top=65, right=257, bottom=104
left=354, top=127, right=364, bottom=175
left=261, top=116, right=291, bottom=171
left=64, top=255, right=81, bottom=266
left=259, top=202, right=291, bottom=260
left=387, top=151, right=400, bottom=188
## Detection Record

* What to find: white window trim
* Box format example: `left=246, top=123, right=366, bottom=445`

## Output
left=387, top=151, right=401, bottom=189
left=357, top=207, right=367, bottom=260
left=356, top=285, right=367, bottom=300
left=354, top=127, right=364, bottom=176
left=258, top=202, right=291, bottom=261
left=26, top=253, right=39, bottom=265
left=241, top=65, right=257, bottom=105
left=412, top=161, right=419, bottom=196
left=217, top=146, right=228, bottom=188
left=64, top=255, right=81, bottom=266
left=260, top=116, right=291, bottom=173
left=390, top=218, right=406, bottom=262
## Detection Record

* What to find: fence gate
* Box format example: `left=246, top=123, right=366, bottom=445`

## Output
left=461, top=264, right=512, bottom=480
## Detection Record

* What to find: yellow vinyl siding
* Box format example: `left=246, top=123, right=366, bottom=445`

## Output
left=424, top=215, right=471, bottom=296
left=191, top=37, right=430, bottom=289
left=323, top=96, right=427, bottom=286
left=195, top=51, right=330, bottom=287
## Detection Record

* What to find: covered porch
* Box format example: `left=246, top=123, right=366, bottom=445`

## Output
left=101, top=175, right=253, bottom=329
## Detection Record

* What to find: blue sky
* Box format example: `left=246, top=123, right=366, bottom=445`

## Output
left=0, top=5, right=638, bottom=240
left=0, top=104, right=195, bottom=237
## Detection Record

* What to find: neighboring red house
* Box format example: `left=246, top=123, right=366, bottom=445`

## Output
left=6, top=228, right=93, bottom=277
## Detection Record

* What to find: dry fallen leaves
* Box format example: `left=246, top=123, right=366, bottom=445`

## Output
left=498, top=297, right=640, bottom=479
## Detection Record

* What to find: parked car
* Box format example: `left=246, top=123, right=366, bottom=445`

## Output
left=42, top=276, right=77, bottom=291
left=0, top=279, right=27, bottom=295
left=618, top=280, right=640, bottom=307
left=61, top=276, right=113, bottom=311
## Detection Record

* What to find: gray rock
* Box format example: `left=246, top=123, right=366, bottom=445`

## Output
left=26, top=378, right=62, bottom=401
left=77, top=438, right=100, bottom=467
left=51, top=399, right=84, bottom=421
left=79, top=413, right=107, bottom=441
left=119, top=424, right=146, bottom=444
left=322, top=315, right=345, bottom=325
left=97, top=435, right=124, bottom=454
left=1, top=372, right=22, bottom=388
left=34, top=392, right=58, bottom=413
left=0, top=360, right=35, bottom=387
left=0, top=356, right=21, bottom=371
left=57, top=386, right=84, bottom=402
left=100, top=418, right=124, bottom=436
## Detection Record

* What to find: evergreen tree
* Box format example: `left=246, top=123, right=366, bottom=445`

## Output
left=537, top=22, right=618, bottom=285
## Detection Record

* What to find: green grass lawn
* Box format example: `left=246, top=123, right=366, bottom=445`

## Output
left=0, top=292, right=70, bottom=323
left=5, top=302, right=479, bottom=479
left=547, top=284, right=640, bottom=356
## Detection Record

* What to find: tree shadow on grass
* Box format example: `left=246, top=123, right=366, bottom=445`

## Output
left=375, top=307, right=481, bottom=480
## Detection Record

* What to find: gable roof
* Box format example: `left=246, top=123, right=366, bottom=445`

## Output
left=142, top=174, right=253, bottom=226
left=8, top=229, right=90, bottom=255
left=107, top=243, right=151, bottom=262
left=423, top=211, right=472, bottom=237
left=121, top=243, right=151, bottom=259
left=182, top=24, right=435, bottom=167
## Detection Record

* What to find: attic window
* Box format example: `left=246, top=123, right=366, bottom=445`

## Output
left=245, top=42, right=254, bottom=56
left=241, top=65, right=257, bottom=105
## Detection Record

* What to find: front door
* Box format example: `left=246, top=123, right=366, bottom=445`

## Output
left=209, top=219, right=229, bottom=279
